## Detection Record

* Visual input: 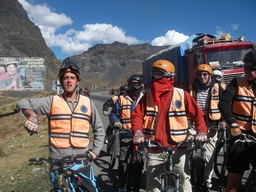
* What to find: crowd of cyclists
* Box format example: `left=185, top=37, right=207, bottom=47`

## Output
left=16, top=50, right=256, bottom=192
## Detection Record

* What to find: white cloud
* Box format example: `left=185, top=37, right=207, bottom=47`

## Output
left=76, top=24, right=140, bottom=45
left=231, top=24, right=240, bottom=31
left=18, top=0, right=142, bottom=57
left=215, top=26, right=225, bottom=38
left=18, top=0, right=72, bottom=28
left=151, top=30, right=189, bottom=46
left=215, top=24, right=240, bottom=38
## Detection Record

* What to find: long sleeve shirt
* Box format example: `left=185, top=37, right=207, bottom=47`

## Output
left=131, top=87, right=207, bottom=147
left=16, top=95, right=105, bottom=159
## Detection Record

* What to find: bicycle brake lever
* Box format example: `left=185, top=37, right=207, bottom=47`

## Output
left=146, top=140, right=158, bottom=148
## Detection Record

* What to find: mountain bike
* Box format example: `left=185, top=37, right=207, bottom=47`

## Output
left=107, top=127, right=133, bottom=169
left=107, top=127, right=121, bottom=169
left=189, top=140, right=206, bottom=192
left=29, top=153, right=98, bottom=192
left=145, top=137, right=201, bottom=192
left=107, top=127, right=140, bottom=191
left=232, top=134, right=256, bottom=192
left=213, top=125, right=231, bottom=191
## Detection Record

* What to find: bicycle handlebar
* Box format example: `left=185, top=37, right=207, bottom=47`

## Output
left=28, top=152, right=93, bottom=166
left=145, top=138, right=197, bottom=153
left=234, top=133, right=256, bottom=144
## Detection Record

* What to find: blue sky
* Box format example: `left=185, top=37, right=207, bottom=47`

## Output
left=18, top=0, right=256, bottom=60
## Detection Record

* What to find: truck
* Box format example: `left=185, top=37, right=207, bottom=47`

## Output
left=143, top=33, right=255, bottom=89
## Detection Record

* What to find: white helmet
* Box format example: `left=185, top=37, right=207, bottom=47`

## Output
left=213, top=70, right=223, bottom=77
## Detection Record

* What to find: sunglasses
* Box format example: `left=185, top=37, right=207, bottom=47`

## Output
left=244, top=65, right=256, bottom=72
left=196, top=72, right=209, bottom=77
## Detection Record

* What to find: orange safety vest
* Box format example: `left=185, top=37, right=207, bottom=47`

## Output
left=209, top=83, right=221, bottom=120
left=50, top=95, right=91, bottom=148
left=232, top=78, right=256, bottom=133
left=143, top=88, right=188, bottom=143
left=119, top=95, right=133, bottom=129
left=190, top=83, right=221, bottom=121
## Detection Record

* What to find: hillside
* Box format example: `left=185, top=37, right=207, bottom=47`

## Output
left=68, top=42, right=168, bottom=89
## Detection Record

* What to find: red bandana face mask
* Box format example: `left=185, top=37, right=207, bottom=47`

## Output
left=151, top=77, right=174, bottom=105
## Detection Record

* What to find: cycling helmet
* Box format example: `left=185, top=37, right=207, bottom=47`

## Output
left=119, top=84, right=128, bottom=94
left=151, top=59, right=175, bottom=80
left=243, top=50, right=256, bottom=66
left=59, top=58, right=80, bottom=80
left=127, top=74, right=144, bottom=89
left=212, top=70, right=223, bottom=77
left=152, top=59, right=175, bottom=73
left=196, top=64, right=213, bottom=74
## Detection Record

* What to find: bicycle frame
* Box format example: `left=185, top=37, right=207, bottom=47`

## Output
left=29, top=154, right=98, bottom=192
left=236, top=134, right=256, bottom=192
left=146, top=140, right=185, bottom=192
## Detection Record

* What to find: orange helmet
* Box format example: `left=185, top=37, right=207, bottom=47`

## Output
left=196, top=64, right=212, bottom=74
left=152, top=59, right=175, bottom=77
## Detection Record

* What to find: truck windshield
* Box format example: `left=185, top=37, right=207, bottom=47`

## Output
left=205, top=49, right=251, bottom=70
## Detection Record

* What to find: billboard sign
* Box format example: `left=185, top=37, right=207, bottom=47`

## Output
left=0, top=57, right=45, bottom=91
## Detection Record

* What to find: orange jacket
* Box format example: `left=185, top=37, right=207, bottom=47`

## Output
left=232, top=77, right=256, bottom=133
left=50, top=95, right=91, bottom=148
left=143, top=88, right=188, bottom=143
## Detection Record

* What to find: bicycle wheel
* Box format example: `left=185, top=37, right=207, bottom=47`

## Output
left=242, top=169, right=256, bottom=192
left=161, top=173, right=178, bottom=192
left=163, top=186, right=176, bottom=192
left=109, top=153, right=116, bottom=169
left=108, top=132, right=120, bottom=169
left=213, top=141, right=228, bottom=180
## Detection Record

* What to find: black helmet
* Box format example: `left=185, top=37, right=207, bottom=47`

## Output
left=243, top=50, right=256, bottom=66
left=59, top=57, right=80, bottom=80
left=119, top=84, right=128, bottom=94
left=127, top=74, right=144, bottom=90
left=128, top=74, right=143, bottom=84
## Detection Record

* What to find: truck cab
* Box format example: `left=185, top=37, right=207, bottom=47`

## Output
left=186, top=35, right=254, bottom=85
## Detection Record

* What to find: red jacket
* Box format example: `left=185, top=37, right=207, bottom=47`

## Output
left=131, top=87, right=207, bottom=147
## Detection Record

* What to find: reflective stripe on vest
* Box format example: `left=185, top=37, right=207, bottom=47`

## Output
left=143, top=88, right=188, bottom=143
left=232, top=78, right=256, bottom=132
left=50, top=95, right=91, bottom=148
left=119, top=95, right=132, bottom=129
left=209, top=83, right=221, bottom=120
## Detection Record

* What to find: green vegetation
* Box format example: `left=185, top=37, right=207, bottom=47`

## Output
left=0, top=92, right=52, bottom=191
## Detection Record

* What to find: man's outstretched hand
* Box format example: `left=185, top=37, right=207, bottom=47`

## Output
left=25, top=115, right=38, bottom=133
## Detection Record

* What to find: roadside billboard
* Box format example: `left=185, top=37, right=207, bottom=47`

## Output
left=0, top=57, right=45, bottom=91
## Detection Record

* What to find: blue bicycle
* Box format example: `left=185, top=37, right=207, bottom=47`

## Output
left=29, top=153, right=98, bottom=192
